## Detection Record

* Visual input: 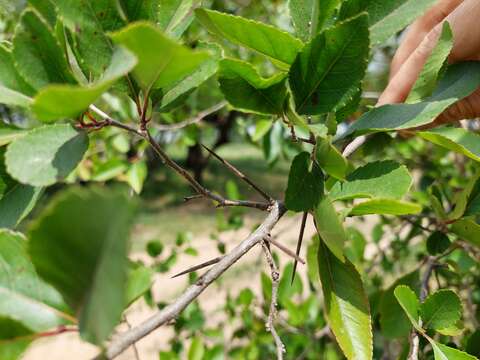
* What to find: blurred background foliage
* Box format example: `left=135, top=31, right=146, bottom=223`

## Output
left=1, top=0, right=480, bottom=359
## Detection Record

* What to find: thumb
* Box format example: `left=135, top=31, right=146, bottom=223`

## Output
left=377, top=25, right=444, bottom=106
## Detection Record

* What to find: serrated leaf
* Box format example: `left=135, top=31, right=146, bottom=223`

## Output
left=0, top=124, right=26, bottom=147
left=317, top=241, right=372, bottom=360
left=5, top=124, right=89, bottom=187
left=288, top=0, right=321, bottom=41
left=28, top=0, right=56, bottom=26
left=368, top=0, right=437, bottom=46
left=0, top=317, right=34, bottom=360
left=349, top=199, right=422, bottom=216
left=111, top=22, right=209, bottom=90
left=330, top=160, right=412, bottom=201
left=0, top=230, right=73, bottom=332
left=421, top=290, right=462, bottom=331
left=407, top=22, right=453, bottom=103
left=289, top=14, right=369, bottom=115
left=29, top=187, right=135, bottom=344
left=316, top=138, right=349, bottom=180
left=430, top=339, right=478, bottom=360
left=451, top=219, right=480, bottom=248
left=32, top=47, right=137, bottom=122
left=346, top=62, right=480, bottom=136
left=0, top=44, right=34, bottom=96
left=0, top=150, right=43, bottom=228
left=160, top=43, right=221, bottom=110
left=195, top=8, right=303, bottom=69
left=394, top=285, right=421, bottom=330
left=13, top=9, right=75, bottom=90
left=285, top=151, right=324, bottom=212
left=157, top=0, right=200, bottom=39
left=313, top=195, right=346, bottom=261
left=419, top=127, right=480, bottom=163
left=54, top=0, right=126, bottom=81
left=0, top=87, right=32, bottom=108
left=379, top=271, right=420, bottom=339
left=218, top=59, right=287, bottom=115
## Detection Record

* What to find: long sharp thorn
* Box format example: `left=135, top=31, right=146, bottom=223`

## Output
left=171, top=256, right=223, bottom=279
left=291, top=212, right=308, bottom=285
left=201, top=144, right=272, bottom=202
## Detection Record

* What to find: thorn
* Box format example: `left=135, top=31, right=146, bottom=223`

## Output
left=291, top=212, right=308, bottom=285
left=171, top=256, right=223, bottom=278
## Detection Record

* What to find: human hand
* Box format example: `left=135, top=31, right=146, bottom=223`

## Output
left=378, top=0, right=480, bottom=127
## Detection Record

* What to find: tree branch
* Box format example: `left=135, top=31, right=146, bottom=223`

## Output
left=261, top=241, right=285, bottom=360
left=95, top=201, right=286, bottom=359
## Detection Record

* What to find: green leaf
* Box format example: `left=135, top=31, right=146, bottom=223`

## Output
left=54, top=0, right=126, bottom=81
left=368, top=0, right=437, bottom=46
left=448, top=172, right=480, bottom=222
left=306, top=235, right=321, bottom=288
left=0, top=87, right=32, bottom=108
left=111, top=22, right=209, bottom=90
left=188, top=336, right=205, bottom=360
left=426, top=231, right=451, bottom=255
left=407, top=22, right=453, bottom=103
left=29, top=187, right=135, bottom=344
left=5, top=124, right=89, bottom=187
left=160, top=43, right=221, bottom=110
left=394, top=285, right=421, bottom=329
left=0, top=151, right=43, bottom=228
left=316, top=138, right=349, bottom=180
left=451, top=219, right=480, bottom=248
left=349, top=199, right=422, bottom=216
left=0, top=124, right=26, bottom=147
left=430, top=340, right=478, bottom=360
left=126, top=160, right=147, bottom=194
left=12, top=9, right=75, bottom=90
left=289, top=14, right=369, bottom=115
left=0, top=317, right=34, bottom=360
left=0, top=44, right=34, bottom=96
left=330, top=160, right=412, bottom=201
left=379, top=271, right=420, bottom=338
left=285, top=152, right=324, bottom=212
left=0, top=230, right=73, bottom=332
left=313, top=195, right=346, bottom=261
left=195, top=8, right=303, bottom=69
left=317, top=241, right=372, bottom=360
left=419, top=127, right=480, bottom=163
left=32, top=47, right=137, bottom=122
left=421, top=290, right=462, bottom=331
left=317, top=0, right=342, bottom=32
left=157, top=0, right=199, bottom=39
left=28, top=0, right=56, bottom=26
left=346, top=62, right=480, bottom=136
left=218, top=59, right=287, bottom=115
left=289, top=0, right=321, bottom=41
left=125, top=265, right=154, bottom=307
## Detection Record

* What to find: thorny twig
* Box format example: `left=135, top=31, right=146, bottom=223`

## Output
left=261, top=240, right=285, bottom=360
left=291, top=211, right=308, bottom=284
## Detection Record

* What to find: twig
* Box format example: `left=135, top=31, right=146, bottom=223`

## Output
left=89, top=105, right=270, bottom=211
left=95, top=202, right=286, bottom=360
left=201, top=144, right=272, bottom=202
left=342, top=135, right=367, bottom=157
left=291, top=212, right=308, bottom=284
left=261, top=240, right=285, bottom=360
left=155, top=101, right=227, bottom=131
left=264, top=234, right=305, bottom=264
left=123, top=315, right=140, bottom=360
